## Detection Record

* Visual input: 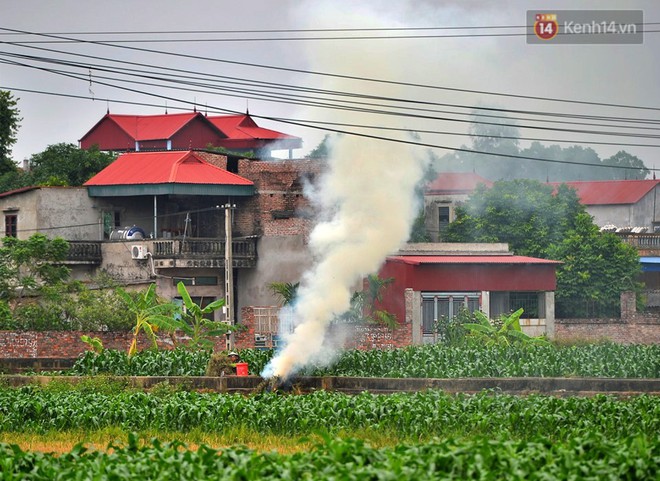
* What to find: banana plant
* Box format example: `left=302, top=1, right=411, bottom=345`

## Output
left=464, top=308, right=549, bottom=346
left=158, top=281, right=230, bottom=350
left=117, top=284, right=178, bottom=356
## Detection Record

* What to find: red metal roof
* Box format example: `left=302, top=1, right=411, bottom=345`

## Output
left=387, top=255, right=561, bottom=265
left=102, top=112, right=216, bottom=141
left=548, top=179, right=660, bottom=205
left=84, top=151, right=253, bottom=186
left=426, top=172, right=493, bottom=194
left=207, top=114, right=301, bottom=142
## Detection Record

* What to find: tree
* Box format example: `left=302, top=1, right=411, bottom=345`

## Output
left=307, top=134, right=333, bottom=159
left=547, top=212, right=642, bottom=318
left=443, top=179, right=584, bottom=257
left=600, top=151, right=649, bottom=180
left=444, top=180, right=642, bottom=317
left=0, top=90, right=21, bottom=175
left=0, top=234, right=70, bottom=304
left=26, top=143, right=116, bottom=186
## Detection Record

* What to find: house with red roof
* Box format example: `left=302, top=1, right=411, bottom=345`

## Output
left=79, top=111, right=302, bottom=158
left=548, top=179, right=660, bottom=232
left=423, top=172, right=493, bottom=241
left=375, top=243, right=560, bottom=343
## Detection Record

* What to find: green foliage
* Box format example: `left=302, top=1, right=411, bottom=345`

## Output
left=432, top=113, right=650, bottom=181
left=268, top=281, right=299, bottom=306
left=26, top=143, right=116, bottom=186
left=69, top=343, right=660, bottom=379
left=433, top=307, right=472, bottom=345
left=70, top=348, right=211, bottom=376
left=1, top=432, right=658, bottom=480
left=159, top=282, right=229, bottom=350
left=443, top=179, right=642, bottom=317
left=443, top=179, right=584, bottom=257
left=0, top=90, right=21, bottom=175
left=0, top=387, right=658, bottom=446
left=307, top=133, right=333, bottom=159
left=0, top=234, right=71, bottom=301
left=117, top=284, right=179, bottom=356
left=335, top=275, right=397, bottom=328
left=80, top=335, right=104, bottom=354
left=463, top=308, right=550, bottom=346
left=548, top=212, right=642, bottom=318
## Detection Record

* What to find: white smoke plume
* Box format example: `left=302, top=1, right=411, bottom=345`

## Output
left=262, top=1, right=432, bottom=379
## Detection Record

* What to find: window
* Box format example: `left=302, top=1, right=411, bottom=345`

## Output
left=509, top=292, right=540, bottom=318
left=421, top=292, right=480, bottom=336
left=438, top=206, right=450, bottom=232
left=102, top=211, right=121, bottom=239
left=4, top=214, right=17, bottom=237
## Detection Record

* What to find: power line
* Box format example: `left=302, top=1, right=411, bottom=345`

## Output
left=6, top=85, right=660, bottom=150
left=5, top=46, right=657, bottom=137
left=5, top=58, right=660, bottom=146
left=6, top=43, right=659, bottom=128
left=3, top=26, right=660, bottom=112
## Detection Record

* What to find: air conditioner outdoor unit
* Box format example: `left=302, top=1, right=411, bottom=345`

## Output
left=131, top=245, right=148, bottom=260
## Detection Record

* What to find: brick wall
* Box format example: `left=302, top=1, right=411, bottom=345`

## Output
left=555, top=316, right=660, bottom=344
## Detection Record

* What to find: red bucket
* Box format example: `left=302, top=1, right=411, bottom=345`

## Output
left=235, top=362, right=249, bottom=376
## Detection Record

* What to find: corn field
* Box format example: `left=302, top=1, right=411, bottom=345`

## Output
left=69, top=343, right=660, bottom=378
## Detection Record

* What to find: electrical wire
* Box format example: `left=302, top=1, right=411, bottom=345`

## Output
left=2, top=26, right=660, bottom=112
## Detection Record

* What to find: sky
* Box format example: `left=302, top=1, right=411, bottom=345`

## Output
left=2, top=0, right=659, bottom=174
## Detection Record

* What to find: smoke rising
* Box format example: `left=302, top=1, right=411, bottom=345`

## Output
left=261, top=1, right=431, bottom=379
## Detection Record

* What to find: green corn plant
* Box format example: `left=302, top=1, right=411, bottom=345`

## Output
left=117, top=284, right=178, bottom=356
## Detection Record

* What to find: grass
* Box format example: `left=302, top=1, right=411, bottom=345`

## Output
left=0, top=427, right=404, bottom=455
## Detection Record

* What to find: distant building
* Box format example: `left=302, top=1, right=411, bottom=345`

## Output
left=79, top=111, right=303, bottom=158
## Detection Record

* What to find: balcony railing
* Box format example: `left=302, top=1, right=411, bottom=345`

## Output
left=65, top=241, right=102, bottom=264
left=151, top=237, right=257, bottom=261
left=617, top=233, right=660, bottom=249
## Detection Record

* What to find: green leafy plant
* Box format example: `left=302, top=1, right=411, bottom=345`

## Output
left=117, top=284, right=178, bottom=356
left=80, top=335, right=104, bottom=354
left=463, top=308, right=549, bottom=346
left=158, top=282, right=229, bottom=350
left=268, top=281, right=300, bottom=306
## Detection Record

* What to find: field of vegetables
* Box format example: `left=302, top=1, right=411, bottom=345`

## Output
left=0, top=385, right=659, bottom=479
left=1, top=342, right=659, bottom=479
left=69, top=342, right=660, bottom=378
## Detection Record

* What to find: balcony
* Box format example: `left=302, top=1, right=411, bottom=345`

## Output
left=65, top=241, right=102, bottom=264
left=151, top=237, right=257, bottom=268
left=616, top=233, right=660, bottom=256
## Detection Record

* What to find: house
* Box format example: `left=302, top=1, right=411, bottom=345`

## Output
left=376, top=243, right=559, bottom=342
left=423, top=172, right=492, bottom=241
left=547, top=179, right=660, bottom=232
left=79, top=111, right=303, bottom=158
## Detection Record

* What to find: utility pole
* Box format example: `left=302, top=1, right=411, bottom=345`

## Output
left=224, top=203, right=236, bottom=349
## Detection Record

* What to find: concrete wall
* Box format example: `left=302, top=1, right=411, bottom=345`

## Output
left=0, top=187, right=98, bottom=241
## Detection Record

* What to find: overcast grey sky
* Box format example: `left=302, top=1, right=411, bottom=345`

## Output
left=2, top=0, right=659, bottom=174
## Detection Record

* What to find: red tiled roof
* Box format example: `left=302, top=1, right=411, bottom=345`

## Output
left=207, top=114, right=300, bottom=141
left=84, top=151, right=253, bottom=186
left=426, top=172, right=493, bottom=194
left=387, top=255, right=561, bottom=265
left=548, top=179, right=660, bottom=205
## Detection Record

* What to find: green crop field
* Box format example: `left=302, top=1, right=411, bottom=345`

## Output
left=2, top=342, right=659, bottom=479
left=69, top=343, right=660, bottom=378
